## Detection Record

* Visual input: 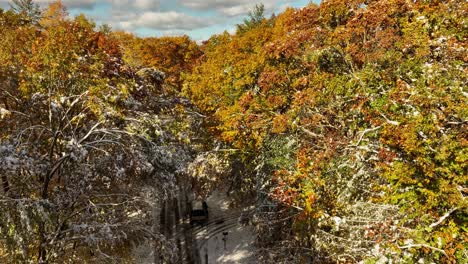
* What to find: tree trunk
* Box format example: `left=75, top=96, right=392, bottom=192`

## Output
left=38, top=222, right=48, bottom=264
left=1, top=174, right=9, bottom=193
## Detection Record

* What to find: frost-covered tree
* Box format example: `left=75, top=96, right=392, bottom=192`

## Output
left=0, top=6, right=200, bottom=263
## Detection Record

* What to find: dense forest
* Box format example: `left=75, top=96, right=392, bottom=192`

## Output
left=0, top=0, right=466, bottom=263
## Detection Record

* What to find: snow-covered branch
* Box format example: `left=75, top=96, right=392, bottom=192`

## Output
left=429, top=207, right=458, bottom=229
left=399, top=244, right=448, bottom=257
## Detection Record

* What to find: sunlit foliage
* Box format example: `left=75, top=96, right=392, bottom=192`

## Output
left=114, top=32, right=202, bottom=93
left=184, top=0, right=467, bottom=262
left=1, top=0, right=466, bottom=262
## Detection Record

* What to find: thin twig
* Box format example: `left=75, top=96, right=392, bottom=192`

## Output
left=399, top=244, right=448, bottom=257
left=429, top=207, right=457, bottom=228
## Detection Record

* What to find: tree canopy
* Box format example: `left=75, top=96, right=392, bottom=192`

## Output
left=183, top=0, right=467, bottom=262
left=1, top=0, right=466, bottom=263
left=0, top=2, right=203, bottom=262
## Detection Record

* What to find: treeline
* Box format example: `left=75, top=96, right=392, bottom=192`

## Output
left=0, top=0, right=466, bottom=263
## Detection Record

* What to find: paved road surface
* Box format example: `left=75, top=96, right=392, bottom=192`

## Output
left=192, top=191, right=256, bottom=264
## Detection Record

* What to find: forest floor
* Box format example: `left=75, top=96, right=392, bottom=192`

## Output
left=193, top=191, right=256, bottom=264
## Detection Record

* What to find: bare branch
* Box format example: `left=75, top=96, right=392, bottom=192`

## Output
left=349, top=126, right=381, bottom=147
left=78, top=122, right=102, bottom=144
left=399, top=244, right=448, bottom=257
left=429, top=207, right=458, bottom=229
left=299, top=126, right=323, bottom=138
left=379, top=112, right=400, bottom=126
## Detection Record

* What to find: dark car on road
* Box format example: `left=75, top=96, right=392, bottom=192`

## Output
left=190, top=200, right=208, bottom=224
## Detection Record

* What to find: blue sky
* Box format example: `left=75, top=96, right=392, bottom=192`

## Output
left=1, top=0, right=315, bottom=41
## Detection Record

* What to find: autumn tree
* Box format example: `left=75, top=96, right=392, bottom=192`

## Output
left=1, top=0, right=466, bottom=262
left=183, top=0, right=467, bottom=262
left=0, top=3, right=202, bottom=263
left=115, top=33, right=202, bottom=93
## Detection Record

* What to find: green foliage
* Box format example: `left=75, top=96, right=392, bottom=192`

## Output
left=236, top=4, right=267, bottom=34
left=9, top=0, right=41, bottom=23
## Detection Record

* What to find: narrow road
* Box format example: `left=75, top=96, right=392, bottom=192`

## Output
left=192, top=191, right=256, bottom=264
left=132, top=191, right=256, bottom=263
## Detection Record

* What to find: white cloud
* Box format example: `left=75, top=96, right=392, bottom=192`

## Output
left=0, top=0, right=98, bottom=9
left=179, top=0, right=295, bottom=17
left=179, top=0, right=253, bottom=10
left=107, top=0, right=160, bottom=11
left=116, top=11, right=212, bottom=31
left=218, top=2, right=278, bottom=17
left=218, top=4, right=254, bottom=17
